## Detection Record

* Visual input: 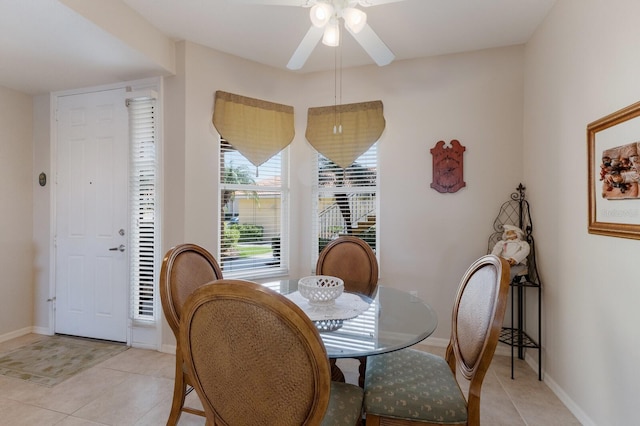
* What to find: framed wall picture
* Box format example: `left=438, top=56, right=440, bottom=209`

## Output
left=588, top=100, right=640, bottom=239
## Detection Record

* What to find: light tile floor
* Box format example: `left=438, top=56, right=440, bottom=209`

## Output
left=0, top=334, right=580, bottom=425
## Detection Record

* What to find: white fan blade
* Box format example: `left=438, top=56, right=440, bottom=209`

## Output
left=357, top=0, right=407, bottom=6
left=233, top=0, right=315, bottom=6
left=347, top=23, right=395, bottom=66
left=287, top=25, right=323, bottom=70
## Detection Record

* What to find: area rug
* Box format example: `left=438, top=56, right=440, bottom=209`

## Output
left=0, top=335, right=128, bottom=387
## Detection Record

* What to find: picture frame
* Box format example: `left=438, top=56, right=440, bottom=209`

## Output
left=588, top=100, right=640, bottom=239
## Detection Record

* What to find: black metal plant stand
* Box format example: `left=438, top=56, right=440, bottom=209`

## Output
left=488, top=184, right=542, bottom=381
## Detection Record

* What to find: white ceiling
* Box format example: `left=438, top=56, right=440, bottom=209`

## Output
left=0, top=0, right=556, bottom=95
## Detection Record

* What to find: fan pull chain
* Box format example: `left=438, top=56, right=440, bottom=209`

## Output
left=333, top=28, right=343, bottom=134
left=333, top=37, right=339, bottom=134
left=338, top=35, right=343, bottom=134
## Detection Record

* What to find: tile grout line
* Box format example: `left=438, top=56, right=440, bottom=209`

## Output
left=491, top=367, right=531, bottom=426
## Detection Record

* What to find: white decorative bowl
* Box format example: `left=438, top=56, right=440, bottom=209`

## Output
left=298, top=275, right=344, bottom=305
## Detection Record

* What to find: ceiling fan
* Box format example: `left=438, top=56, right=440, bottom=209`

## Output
left=237, top=0, right=407, bottom=70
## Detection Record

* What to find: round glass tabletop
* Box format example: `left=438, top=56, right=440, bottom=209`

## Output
left=260, top=279, right=438, bottom=358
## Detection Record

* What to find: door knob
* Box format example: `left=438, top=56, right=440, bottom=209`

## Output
left=109, top=244, right=125, bottom=252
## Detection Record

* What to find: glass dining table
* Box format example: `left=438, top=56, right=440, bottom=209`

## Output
left=259, top=278, right=439, bottom=386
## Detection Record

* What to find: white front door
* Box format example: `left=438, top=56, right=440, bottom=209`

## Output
left=55, top=89, right=129, bottom=342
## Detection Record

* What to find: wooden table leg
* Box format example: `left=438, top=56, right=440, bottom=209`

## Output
left=330, top=358, right=345, bottom=382
left=357, top=356, right=367, bottom=388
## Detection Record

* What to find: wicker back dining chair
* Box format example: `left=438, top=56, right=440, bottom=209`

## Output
left=363, top=255, right=510, bottom=426
left=317, top=235, right=379, bottom=386
left=180, top=279, right=364, bottom=426
left=160, top=243, right=223, bottom=426
left=316, top=236, right=379, bottom=298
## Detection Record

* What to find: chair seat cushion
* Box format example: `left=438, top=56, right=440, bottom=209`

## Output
left=322, top=381, right=364, bottom=425
left=364, top=349, right=467, bottom=424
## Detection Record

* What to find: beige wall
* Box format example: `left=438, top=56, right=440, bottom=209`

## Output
left=523, top=0, right=640, bottom=424
left=0, top=86, right=33, bottom=336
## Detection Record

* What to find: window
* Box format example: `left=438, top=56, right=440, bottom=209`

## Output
left=127, top=96, right=158, bottom=321
left=219, top=139, right=288, bottom=277
left=312, top=143, right=378, bottom=264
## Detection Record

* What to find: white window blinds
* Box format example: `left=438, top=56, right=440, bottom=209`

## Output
left=313, top=143, right=378, bottom=266
left=220, top=138, right=288, bottom=278
left=127, top=96, right=158, bottom=321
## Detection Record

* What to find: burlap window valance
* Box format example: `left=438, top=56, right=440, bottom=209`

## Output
left=212, top=91, right=295, bottom=167
left=305, top=100, right=385, bottom=168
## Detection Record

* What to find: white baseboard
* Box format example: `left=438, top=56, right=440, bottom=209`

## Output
left=130, top=322, right=160, bottom=350
left=415, top=336, right=449, bottom=349
left=540, top=367, right=596, bottom=426
left=0, top=327, right=32, bottom=343
left=0, top=327, right=51, bottom=343
left=32, top=326, right=52, bottom=336
left=414, top=337, right=511, bottom=357
left=160, top=344, right=176, bottom=355
left=132, top=342, right=160, bottom=351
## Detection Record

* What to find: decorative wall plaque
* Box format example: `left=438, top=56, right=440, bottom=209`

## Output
left=430, top=139, right=466, bottom=193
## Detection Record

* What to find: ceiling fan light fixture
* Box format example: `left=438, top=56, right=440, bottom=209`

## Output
left=343, top=7, right=367, bottom=34
left=322, top=18, right=340, bottom=46
left=310, top=3, right=334, bottom=28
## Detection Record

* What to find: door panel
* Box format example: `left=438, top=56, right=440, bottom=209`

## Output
left=55, top=89, right=128, bottom=342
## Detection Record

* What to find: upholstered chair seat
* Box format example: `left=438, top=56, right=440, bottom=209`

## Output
left=325, top=382, right=367, bottom=425
left=365, top=350, right=467, bottom=424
